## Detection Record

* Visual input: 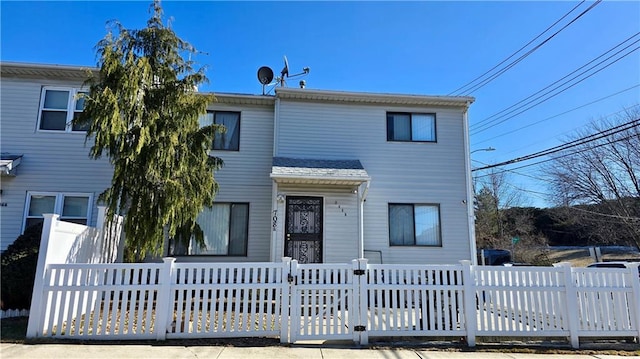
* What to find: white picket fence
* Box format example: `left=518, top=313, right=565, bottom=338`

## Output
left=1, top=309, right=30, bottom=319
left=27, top=258, right=640, bottom=348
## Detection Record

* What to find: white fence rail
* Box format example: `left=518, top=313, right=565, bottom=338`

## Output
left=365, top=264, right=466, bottom=338
left=167, top=261, right=288, bottom=339
left=25, top=210, right=125, bottom=339
left=0, top=309, right=29, bottom=319
left=28, top=258, right=640, bottom=347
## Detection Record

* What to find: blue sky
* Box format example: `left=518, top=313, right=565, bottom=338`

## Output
left=2, top=1, right=639, bottom=207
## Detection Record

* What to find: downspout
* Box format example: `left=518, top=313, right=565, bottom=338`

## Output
left=463, top=102, right=478, bottom=265
left=359, top=180, right=370, bottom=259
left=273, top=97, right=280, bottom=157
left=271, top=96, right=280, bottom=262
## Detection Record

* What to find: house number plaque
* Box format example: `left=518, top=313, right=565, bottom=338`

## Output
left=272, top=210, right=278, bottom=231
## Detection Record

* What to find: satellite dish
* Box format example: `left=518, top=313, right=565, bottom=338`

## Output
left=281, top=56, right=289, bottom=78
left=256, top=56, right=309, bottom=93
left=257, top=66, right=274, bottom=85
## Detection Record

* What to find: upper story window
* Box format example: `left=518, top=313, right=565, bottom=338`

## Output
left=200, top=111, right=241, bottom=151
left=38, top=87, right=89, bottom=132
left=387, top=112, right=436, bottom=142
left=389, top=203, right=441, bottom=247
left=23, top=192, right=92, bottom=231
left=170, top=202, right=249, bottom=256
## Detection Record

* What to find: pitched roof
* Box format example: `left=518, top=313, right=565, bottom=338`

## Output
left=271, top=157, right=370, bottom=185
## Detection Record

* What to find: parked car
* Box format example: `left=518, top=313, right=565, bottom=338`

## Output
left=587, top=262, right=640, bottom=279
left=502, top=262, right=531, bottom=267
left=477, top=249, right=511, bottom=265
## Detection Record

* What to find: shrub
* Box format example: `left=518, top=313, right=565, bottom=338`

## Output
left=1, top=223, right=42, bottom=310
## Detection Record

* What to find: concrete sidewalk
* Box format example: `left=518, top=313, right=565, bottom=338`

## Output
left=0, top=343, right=637, bottom=359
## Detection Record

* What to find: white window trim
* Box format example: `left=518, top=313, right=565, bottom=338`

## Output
left=22, top=191, right=93, bottom=233
left=37, top=86, right=87, bottom=133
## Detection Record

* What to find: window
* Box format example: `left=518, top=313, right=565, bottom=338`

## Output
left=38, top=87, right=88, bottom=132
left=389, top=204, right=441, bottom=246
left=171, top=203, right=249, bottom=256
left=23, top=192, right=92, bottom=231
left=199, top=111, right=240, bottom=150
left=387, top=112, right=436, bottom=142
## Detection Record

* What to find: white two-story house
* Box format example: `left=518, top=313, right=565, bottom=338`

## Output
left=1, top=61, right=476, bottom=265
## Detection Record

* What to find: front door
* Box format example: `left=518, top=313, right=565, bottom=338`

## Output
left=284, top=196, right=323, bottom=264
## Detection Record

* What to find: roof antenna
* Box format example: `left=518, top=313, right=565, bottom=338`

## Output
left=280, top=56, right=289, bottom=86
left=256, top=55, right=310, bottom=95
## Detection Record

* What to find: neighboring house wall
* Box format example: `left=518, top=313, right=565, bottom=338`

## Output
left=0, top=75, right=112, bottom=251
left=275, top=98, right=472, bottom=264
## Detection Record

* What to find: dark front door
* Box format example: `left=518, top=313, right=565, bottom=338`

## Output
left=284, top=196, right=323, bottom=264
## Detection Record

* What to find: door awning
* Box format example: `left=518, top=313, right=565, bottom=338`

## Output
left=271, top=157, right=370, bottom=186
left=1, top=154, right=22, bottom=176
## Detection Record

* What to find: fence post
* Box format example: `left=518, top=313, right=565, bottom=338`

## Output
left=624, top=262, right=640, bottom=342
left=26, top=214, right=58, bottom=338
left=553, top=262, right=579, bottom=348
left=352, top=258, right=369, bottom=345
left=287, top=259, right=299, bottom=343
left=96, top=206, right=106, bottom=230
left=459, top=260, right=476, bottom=347
left=280, top=257, right=292, bottom=343
left=155, top=257, right=175, bottom=341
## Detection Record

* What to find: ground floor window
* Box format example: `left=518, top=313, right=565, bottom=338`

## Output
left=171, top=203, right=249, bottom=256
left=389, top=203, right=441, bottom=246
left=23, top=192, right=92, bottom=231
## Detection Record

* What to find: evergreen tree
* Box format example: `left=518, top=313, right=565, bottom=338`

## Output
left=76, top=1, right=223, bottom=261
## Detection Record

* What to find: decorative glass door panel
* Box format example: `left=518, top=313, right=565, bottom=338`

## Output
left=285, top=196, right=323, bottom=264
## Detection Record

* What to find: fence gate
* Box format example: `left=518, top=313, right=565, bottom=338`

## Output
left=289, top=261, right=362, bottom=343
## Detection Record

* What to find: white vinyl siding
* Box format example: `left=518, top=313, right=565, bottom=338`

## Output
left=276, top=100, right=471, bottom=264
left=174, top=103, right=274, bottom=262
left=1, top=78, right=113, bottom=251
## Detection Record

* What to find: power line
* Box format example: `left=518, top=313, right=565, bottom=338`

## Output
left=471, top=32, right=640, bottom=132
left=474, top=126, right=639, bottom=174
left=471, top=33, right=640, bottom=132
left=472, top=159, right=549, bottom=182
left=473, top=119, right=640, bottom=172
left=449, top=0, right=601, bottom=96
left=474, top=118, right=639, bottom=171
left=448, top=0, right=586, bottom=95
left=495, top=103, right=640, bottom=158
left=474, top=131, right=640, bottom=178
left=471, top=35, right=640, bottom=134
left=505, top=182, right=551, bottom=198
left=571, top=206, right=640, bottom=221
left=473, top=93, right=640, bottom=147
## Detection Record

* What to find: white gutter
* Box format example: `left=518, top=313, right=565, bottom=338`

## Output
left=358, top=180, right=370, bottom=259
left=463, top=103, right=478, bottom=265
left=270, top=173, right=370, bottom=184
